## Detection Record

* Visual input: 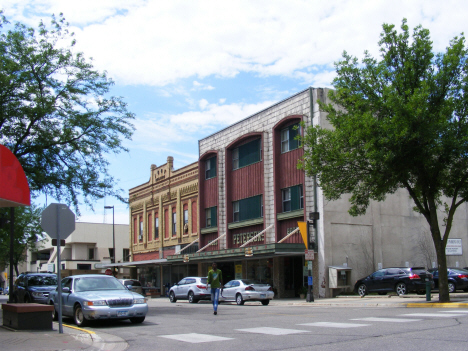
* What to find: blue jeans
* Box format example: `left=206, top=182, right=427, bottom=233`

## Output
left=210, top=288, right=220, bottom=312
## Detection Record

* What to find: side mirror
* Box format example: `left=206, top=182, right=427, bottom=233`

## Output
left=62, top=287, right=70, bottom=293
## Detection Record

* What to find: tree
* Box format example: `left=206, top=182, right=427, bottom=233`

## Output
left=300, top=19, right=468, bottom=302
left=0, top=13, right=135, bottom=213
left=0, top=204, right=44, bottom=276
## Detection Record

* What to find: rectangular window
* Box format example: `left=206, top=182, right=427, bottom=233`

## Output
left=108, top=248, right=114, bottom=261
left=88, top=248, right=94, bottom=260
left=172, top=212, right=177, bottom=235
left=139, top=221, right=143, bottom=241
left=205, top=156, right=217, bottom=179
left=154, top=216, right=159, bottom=240
left=232, top=195, right=263, bottom=222
left=123, top=249, right=130, bottom=262
left=281, top=123, right=301, bottom=153
left=184, top=209, right=188, bottom=224
left=282, top=184, right=303, bottom=212
left=205, top=206, right=217, bottom=227
left=233, top=138, right=261, bottom=170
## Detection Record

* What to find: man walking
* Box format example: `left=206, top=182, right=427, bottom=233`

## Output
left=207, top=262, right=223, bottom=315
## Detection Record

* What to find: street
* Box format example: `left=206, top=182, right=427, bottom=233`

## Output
left=74, top=298, right=468, bottom=351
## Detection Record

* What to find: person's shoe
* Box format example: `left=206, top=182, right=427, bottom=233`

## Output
left=214, top=311, right=217, bottom=315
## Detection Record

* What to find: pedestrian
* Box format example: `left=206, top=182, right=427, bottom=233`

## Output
left=207, top=262, right=223, bottom=315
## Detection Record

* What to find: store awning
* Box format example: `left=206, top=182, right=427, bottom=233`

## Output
left=100, top=258, right=168, bottom=268
left=0, top=145, right=30, bottom=207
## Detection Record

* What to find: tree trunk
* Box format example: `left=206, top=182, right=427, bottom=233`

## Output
left=434, top=238, right=450, bottom=302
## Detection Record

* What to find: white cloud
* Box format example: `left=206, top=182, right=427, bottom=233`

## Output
left=3, top=0, right=466, bottom=87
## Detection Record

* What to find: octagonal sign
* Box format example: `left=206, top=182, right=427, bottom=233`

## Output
left=41, top=203, right=75, bottom=240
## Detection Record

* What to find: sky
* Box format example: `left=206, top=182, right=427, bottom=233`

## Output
left=2, top=1, right=468, bottom=225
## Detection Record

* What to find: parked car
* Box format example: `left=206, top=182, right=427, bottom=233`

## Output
left=354, top=267, right=434, bottom=296
left=11, top=272, right=58, bottom=304
left=169, top=277, right=210, bottom=303
left=220, top=279, right=274, bottom=305
left=119, top=279, right=143, bottom=295
left=428, top=268, right=468, bottom=293
left=48, top=274, right=148, bottom=327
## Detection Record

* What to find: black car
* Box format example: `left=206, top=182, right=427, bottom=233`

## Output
left=11, top=272, right=58, bottom=304
left=428, top=268, right=468, bottom=293
left=354, top=267, right=433, bottom=296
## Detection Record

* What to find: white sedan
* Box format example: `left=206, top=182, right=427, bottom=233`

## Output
left=220, top=279, right=274, bottom=305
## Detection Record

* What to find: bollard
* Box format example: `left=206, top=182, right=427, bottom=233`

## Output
left=425, top=278, right=431, bottom=302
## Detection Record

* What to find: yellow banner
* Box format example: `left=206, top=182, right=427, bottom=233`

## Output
left=297, top=221, right=308, bottom=250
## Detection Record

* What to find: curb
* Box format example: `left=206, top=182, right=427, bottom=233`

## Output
left=60, top=323, right=129, bottom=351
left=407, top=302, right=468, bottom=308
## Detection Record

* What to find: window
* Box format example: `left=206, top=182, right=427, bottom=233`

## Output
left=139, top=221, right=143, bottom=241
left=77, top=264, right=91, bottom=270
left=88, top=248, right=95, bottom=260
left=123, top=249, right=130, bottom=262
left=205, top=206, right=217, bottom=227
left=172, top=212, right=177, bottom=235
left=184, top=209, right=188, bottom=225
left=282, top=185, right=303, bottom=212
left=108, top=248, right=114, bottom=261
left=281, top=123, right=301, bottom=153
left=205, top=156, right=217, bottom=179
left=232, top=195, right=263, bottom=222
left=233, top=138, right=261, bottom=170
left=154, top=216, right=159, bottom=240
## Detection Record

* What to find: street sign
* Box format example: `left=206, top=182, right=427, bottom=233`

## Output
left=105, top=269, right=112, bottom=276
left=305, top=249, right=314, bottom=260
left=51, top=239, right=65, bottom=246
left=41, top=203, right=75, bottom=239
left=308, top=276, right=313, bottom=286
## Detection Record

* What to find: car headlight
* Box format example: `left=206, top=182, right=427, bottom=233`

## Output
left=83, top=300, right=107, bottom=306
left=31, top=292, right=44, bottom=297
left=133, top=297, right=146, bottom=304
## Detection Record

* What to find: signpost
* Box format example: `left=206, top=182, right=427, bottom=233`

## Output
left=41, top=203, right=75, bottom=334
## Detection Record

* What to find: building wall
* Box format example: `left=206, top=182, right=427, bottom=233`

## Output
left=129, top=156, right=199, bottom=262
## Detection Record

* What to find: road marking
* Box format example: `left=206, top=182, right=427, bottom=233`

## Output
left=351, top=317, right=421, bottom=323
left=401, top=313, right=464, bottom=318
left=439, top=310, right=468, bottom=313
left=159, top=333, right=233, bottom=343
left=298, top=322, right=369, bottom=328
left=236, top=327, right=309, bottom=335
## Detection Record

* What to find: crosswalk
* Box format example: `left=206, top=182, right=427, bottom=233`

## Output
left=157, top=310, right=467, bottom=344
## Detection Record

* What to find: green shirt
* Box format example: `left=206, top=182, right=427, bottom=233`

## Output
left=207, top=269, right=223, bottom=288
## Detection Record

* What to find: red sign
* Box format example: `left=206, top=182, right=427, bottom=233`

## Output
left=0, top=145, right=31, bottom=207
left=105, top=268, right=112, bottom=276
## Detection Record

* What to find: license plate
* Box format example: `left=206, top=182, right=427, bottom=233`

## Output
left=118, top=311, right=128, bottom=316
left=260, top=294, right=266, bottom=298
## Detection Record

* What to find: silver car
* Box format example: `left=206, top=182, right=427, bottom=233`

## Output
left=220, top=279, right=274, bottom=305
left=169, top=277, right=210, bottom=303
left=119, top=279, right=143, bottom=295
left=48, top=274, right=148, bottom=327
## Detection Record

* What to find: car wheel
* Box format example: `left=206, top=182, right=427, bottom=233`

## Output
left=448, top=282, right=456, bottom=293
left=395, top=282, right=407, bottom=296
left=188, top=291, right=198, bottom=303
left=236, top=293, right=244, bottom=305
left=357, top=284, right=367, bottom=297
left=169, top=291, right=177, bottom=303
left=74, top=305, right=88, bottom=327
left=130, top=317, right=145, bottom=324
left=261, top=300, right=269, bottom=306
left=51, top=302, right=58, bottom=321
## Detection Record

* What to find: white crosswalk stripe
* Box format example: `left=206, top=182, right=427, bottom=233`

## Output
left=236, top=327, right=309, bottom=335
left=351, top=317, right=422, bottom=323
left=158, top=333, right=233, bottom=343
left=298, top=322, right=370, bottom=328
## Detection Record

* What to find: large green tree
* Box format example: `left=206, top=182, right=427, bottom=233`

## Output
left=0, top=204, right=44, bottom=276
left=0, top=13, right=135, bottom=213
left=300, top=19, right=468, bottom=302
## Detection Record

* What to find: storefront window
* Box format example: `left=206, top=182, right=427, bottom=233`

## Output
left=246, top=259, right=273, bottom=287
left=139, top=266, right=161, bottom=289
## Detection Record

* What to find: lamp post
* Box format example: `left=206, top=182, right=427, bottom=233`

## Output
left=104, top=206, right=115, bottom=263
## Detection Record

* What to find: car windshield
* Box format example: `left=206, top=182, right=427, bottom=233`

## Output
left=27, top=275, right=57, bottom=286
left=75, top=277, right=126, bottom=292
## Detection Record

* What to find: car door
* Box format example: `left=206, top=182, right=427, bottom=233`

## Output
left=174, top=279, right=186, bottom=298
left=15, top=276, right=26, bottom=302
left=381, top=268, right=400, bottom=291
left=221, top=281, right=235, bottom=301
left=366, top=269, right=386, bottom=292
left=60, top=278, right=73, bottom=316
left=181, top=278, right=195, bottom=297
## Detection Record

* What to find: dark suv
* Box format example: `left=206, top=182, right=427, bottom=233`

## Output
left=11, top=272, right=58, bottom=304
left=354, top=267, right=434, bottom=296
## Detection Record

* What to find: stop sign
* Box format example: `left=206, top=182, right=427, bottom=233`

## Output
left=41, top=203, right=75, bottom=239
left=105, top=269, right=112, bottom=276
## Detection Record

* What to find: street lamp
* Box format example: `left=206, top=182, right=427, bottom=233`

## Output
left=104, top=206, right=115, bottom=263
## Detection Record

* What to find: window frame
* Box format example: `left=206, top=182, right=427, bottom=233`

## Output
left=172, top=212, right=177, bottom=236
left=205, top=156, right=217, bottom=180
left=281, top=123, right=301, bottom=153
left=154, top=216, right=159, bottom=240
left=232, top=138, right=261, bottom=170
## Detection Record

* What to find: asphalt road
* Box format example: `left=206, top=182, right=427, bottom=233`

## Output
left=76, top=298, right=468, bottom=351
